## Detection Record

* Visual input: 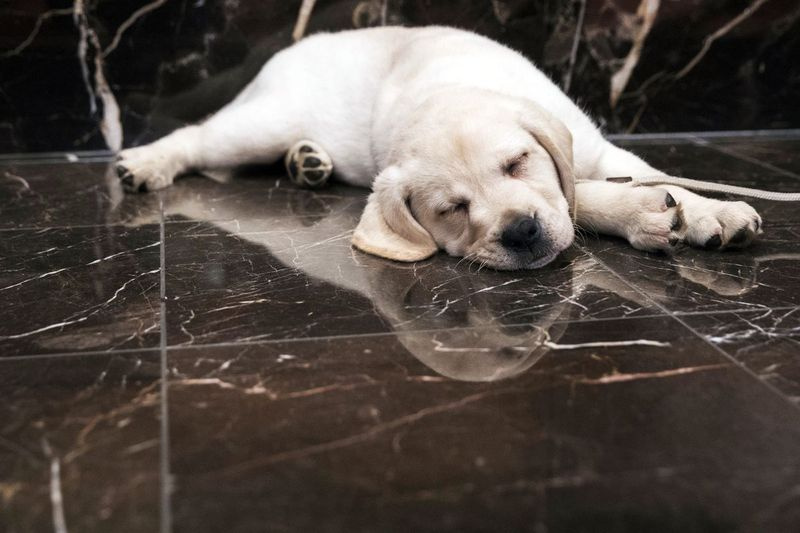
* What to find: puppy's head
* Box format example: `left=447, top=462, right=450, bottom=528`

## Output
left=352, top=90, right=575, bottom=270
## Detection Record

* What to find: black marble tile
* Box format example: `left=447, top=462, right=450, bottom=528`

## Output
left=1, top=136, right=799, bottom=530
left=0, top=225, right=161, bottom=357
left=706, top=138, right=800, bottom=176
left=684, top=308, right=800, bottom=404
left=612, top=138, right=800, bottom=225
left=585, top=224, right=800, bottom=315
left=166, top=317, right=800, bottom=532
left=163, top=199, right=661, bottom=347
left=0, top=351, right=161, bottom=532
left=161, top=172, right=368, bottom=225
left=0, top=161, right=160, bottom=229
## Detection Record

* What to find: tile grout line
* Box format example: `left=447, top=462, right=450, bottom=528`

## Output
left=7, top=220, right=800, bottom=236
left=0, top=222, right=163, bottom=233
left=0, top=346, right=161, bottom=362
left=0, top=213, right=346, bottom=233
left=3, top=305, right=797, bottom=362
left=158, top=195, right=173, bottom=533
left=587, top=250, right=800, bottom=415
left=0, top=128, right=797, bottom=163
left=689, top=135, right=800, bottom=181
left=156, top=304, right=791, bottom=352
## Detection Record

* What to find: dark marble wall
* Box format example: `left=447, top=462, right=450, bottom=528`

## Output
left=1, top=0, right=798, bottom=153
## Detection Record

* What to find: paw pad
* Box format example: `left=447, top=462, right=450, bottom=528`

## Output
left=285, top=140, right=333, bottom=189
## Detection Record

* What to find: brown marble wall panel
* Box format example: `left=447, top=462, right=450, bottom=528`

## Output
left=1, top=0, right=798, bottom=153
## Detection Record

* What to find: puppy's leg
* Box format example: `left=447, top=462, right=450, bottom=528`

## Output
left=576, top=180, right=684, bottom=252
left=116, top=98, right=299, bottom=192
left=585, top=143, right=762, bottom=250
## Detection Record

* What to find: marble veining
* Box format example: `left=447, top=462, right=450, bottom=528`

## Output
left=0, top=351, right=161, bottom=532
left=687, top=307, right=800, bottom=403
left=1, top=1, right=799, bottom=152
left=165, top=318, right=800, bottom=532
left=0, top=225, right=162, bottom=357
left=1, top=134, right=800, bottom=530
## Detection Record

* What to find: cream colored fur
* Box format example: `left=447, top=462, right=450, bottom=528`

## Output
left=117, top=26, right=762, bottom=269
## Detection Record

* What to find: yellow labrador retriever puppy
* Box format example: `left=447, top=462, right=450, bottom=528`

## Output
left=116, top=26, right=761, bottom=270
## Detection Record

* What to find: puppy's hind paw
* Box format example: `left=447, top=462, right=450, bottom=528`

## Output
left=285, top=140, right=333, bottom=189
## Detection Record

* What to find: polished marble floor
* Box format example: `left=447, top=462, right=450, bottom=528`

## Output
left=2, top=133, right=800, bottom=532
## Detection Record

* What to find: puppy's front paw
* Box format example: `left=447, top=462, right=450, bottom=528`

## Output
left=623, top=188, right=685, bottom=253
left=679, top=198, right=762, bottom=250
left=115, top=146, right=178, bottom=193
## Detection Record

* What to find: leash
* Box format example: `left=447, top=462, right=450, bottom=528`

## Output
left=604, top=175, right=800, bottom=201
left=282, top=137, right=800, bottom=201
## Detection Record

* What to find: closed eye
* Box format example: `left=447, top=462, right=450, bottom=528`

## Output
left=503, top=152, right=528, bottom=178
left=438, top=200, right=470, bottom=216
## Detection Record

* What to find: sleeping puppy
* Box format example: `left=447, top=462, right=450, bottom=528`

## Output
left=116, top=26, right=762, bottom=270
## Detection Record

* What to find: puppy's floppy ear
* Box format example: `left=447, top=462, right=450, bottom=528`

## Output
left=352, top=166, right=438, bottom=262
left=520, top=103, right=576, bottom=220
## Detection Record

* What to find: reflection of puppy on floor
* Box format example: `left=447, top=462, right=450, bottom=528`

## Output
left=111, top=178, right=767, bottom=382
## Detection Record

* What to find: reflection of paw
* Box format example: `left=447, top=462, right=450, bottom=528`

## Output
left=623, top=187, right=684, bottom=253
left=119, top=212, right=162, bottom=228
left=103, top=165, right=162, bottom=226
left=674, top=194, right=762, bottom=250
left=673, top=255, right=758, bottom=296
left=115, top=146, right=179, bottom=193
left=285, top=140, right=333, bottom=189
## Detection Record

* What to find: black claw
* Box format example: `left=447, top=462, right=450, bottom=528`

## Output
left=121, top=174, right=134, bottom=187
left=754, top=218, right=761, bottom=232
left=729, top=228, right=749, bottom=245
left=665, top=193, right=676, bottom=208
left=299, top=145, right=314, bottom=153
left=115, top=164, right=128, bottom=179
left=704, top=234, right=722, bottom=250
left=670, top=214, right=683, bottom=232
left=138, top=182, right=148, bottom=193
left=669, top=237, right=679, bottom=246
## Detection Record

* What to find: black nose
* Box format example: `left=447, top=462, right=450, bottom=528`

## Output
left=501, top=216, right=541, bottom=251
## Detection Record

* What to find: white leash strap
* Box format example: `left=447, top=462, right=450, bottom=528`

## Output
left=605, top=175, right=800, bottom=202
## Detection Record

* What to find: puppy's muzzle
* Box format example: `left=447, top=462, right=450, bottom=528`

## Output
left=501, top=216, right=546, bottom=255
